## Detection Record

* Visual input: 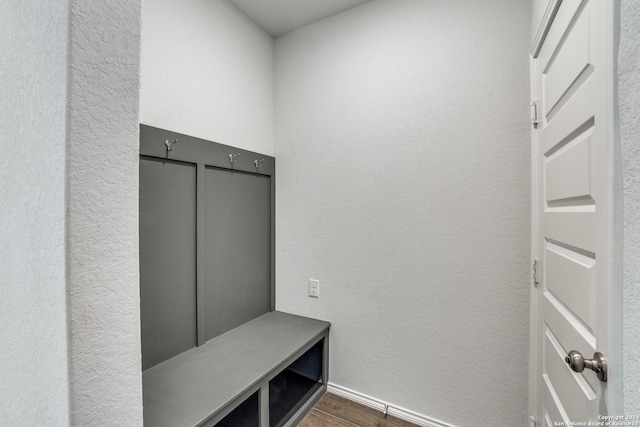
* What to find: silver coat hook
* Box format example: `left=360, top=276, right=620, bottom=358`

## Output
left=164, top=139, right=178, bottom=151
left=229, top=153, right=241, bottom=164
left=254, top=159, right=265, bottom=169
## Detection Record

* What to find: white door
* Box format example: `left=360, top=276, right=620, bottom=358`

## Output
left=531, top=0, right=619, bottom=425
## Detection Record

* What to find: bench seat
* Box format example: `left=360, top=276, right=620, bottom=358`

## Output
left=143, top=311, right=330, bottom=427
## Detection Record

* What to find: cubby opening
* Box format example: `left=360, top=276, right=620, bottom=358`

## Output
left=269, top=339, right=324, bottom=427
left=215, top=392, right=259, bottom=427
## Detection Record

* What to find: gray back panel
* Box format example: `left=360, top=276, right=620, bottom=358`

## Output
left=140, top=157, right=198, bottom=370
left=204, top=168, right=271, bottom=341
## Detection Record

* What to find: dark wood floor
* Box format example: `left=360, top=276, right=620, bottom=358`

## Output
left=300, top=392, right=420, bottom=427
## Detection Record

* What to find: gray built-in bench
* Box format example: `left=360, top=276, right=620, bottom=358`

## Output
left=139, top=125, right=330, bottom=426
left=143, top=312, right=330, bottom=427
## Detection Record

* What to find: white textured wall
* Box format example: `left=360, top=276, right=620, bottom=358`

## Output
left=0, top=1, right=70, bottom=425
left=140, top=0, right=274, bottom=155
left=620, top=0, right=640, bottom=415
left=66, top=1, right=143, bottom=425
left=274, top=1, right=531, bottom=426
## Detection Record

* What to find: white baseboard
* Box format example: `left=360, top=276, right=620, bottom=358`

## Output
left=326, top=383, right=459, bottom=427
left=327, top=383, right=387, bottom=413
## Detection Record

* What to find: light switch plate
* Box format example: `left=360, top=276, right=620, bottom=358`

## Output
left=309, top=279, right=320, bottom=298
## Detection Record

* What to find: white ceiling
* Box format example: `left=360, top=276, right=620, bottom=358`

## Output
left=227, top=0, right=372, bottom=37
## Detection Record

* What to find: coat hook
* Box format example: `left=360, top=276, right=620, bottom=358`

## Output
left=254, top=159, right=265, bottom=169
left=164, top=139, right=178, bottom=151
left=229, top=153, right=241, bottom=164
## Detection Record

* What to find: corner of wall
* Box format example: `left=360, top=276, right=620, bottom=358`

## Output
left=66, top=1, right=144, bottom=424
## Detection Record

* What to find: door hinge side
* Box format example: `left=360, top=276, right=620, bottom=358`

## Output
left=530, top=101, right=540, bottom=126
left=533, top=260, right=541, bottom=287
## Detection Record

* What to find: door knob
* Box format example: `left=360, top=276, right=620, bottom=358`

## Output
left=565, top=350, right=607, bottom=382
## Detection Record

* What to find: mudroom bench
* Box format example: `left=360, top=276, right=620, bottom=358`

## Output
left=142, top=311, right=330, bottom=427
